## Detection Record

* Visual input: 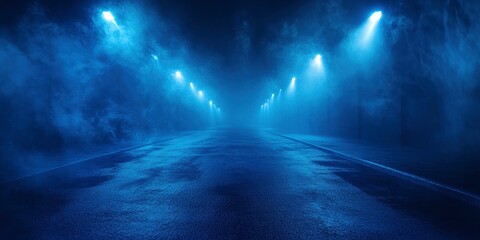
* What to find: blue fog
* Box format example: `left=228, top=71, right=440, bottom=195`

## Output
left=0, top=0, right=479, bottom=181
left=258, top=1, right=480, bottom=155
left=0, top=2, right=223, bottom=177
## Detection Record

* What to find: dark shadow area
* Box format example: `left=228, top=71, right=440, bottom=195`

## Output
left=329, top=161, right=480, bottom=238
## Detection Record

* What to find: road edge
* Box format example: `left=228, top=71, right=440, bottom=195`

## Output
left=1, top=132, right=196, bottom=184
left=269, top=131, right=480, bottom=208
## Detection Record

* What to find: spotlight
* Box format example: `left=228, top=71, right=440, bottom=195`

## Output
left=102, top=11, right=115, bottom=22
left=369, top=11, right=382, bottom=23
left=314, top=54, right=322, bottom=66
left=175, top=71, right=183, bottom=79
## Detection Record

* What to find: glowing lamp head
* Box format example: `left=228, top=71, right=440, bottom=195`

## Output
left=151, top=54, right=158, bottom=61
left=369, top=11, right=382, bottom=23
left=102, top=11, right=115, bottom=22
left=312, top=54, right=324, bottom=70
left=198, top=90, right=204, bottom=97
left=361, top=11, right=383, bottom=46
left=189, top=82, right=194, bottom=88
left=271, top=93, right=275, bottom=98
left=312, top=54, right=325, bottom=73
left=287, top=77, right=297, bottom=94
left=175, top=71, right=183, bottom=79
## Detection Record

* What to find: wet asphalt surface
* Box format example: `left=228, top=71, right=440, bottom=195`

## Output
left=1, top=128, right=479, bottom=239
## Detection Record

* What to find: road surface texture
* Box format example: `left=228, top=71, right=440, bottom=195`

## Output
left=278, top=133, right=480, bottom=195
left=1, top=128, right=479, bottom=239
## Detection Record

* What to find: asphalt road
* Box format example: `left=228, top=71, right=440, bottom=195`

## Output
left=1, top=128, right=479, bottom=239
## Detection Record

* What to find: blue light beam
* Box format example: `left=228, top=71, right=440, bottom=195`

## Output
left=360, top=11, right=383, bottom=46
left=102, top=11, right=120, bottom=30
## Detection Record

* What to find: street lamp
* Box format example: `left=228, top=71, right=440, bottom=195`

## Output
left=369, top=11, right=382, bottom=23
left=102, top=11, right=119, bottom=30
left=288, top=77, right=296, bottom=94
left=314, top=54, right=322, bottom=66
left=361, top=11, right=383, bottom=46
left=311, top=54, right=325, bottom=75
left=175, top=71, right=183, bottom=79
left=102, top=11, right=115, bottom=22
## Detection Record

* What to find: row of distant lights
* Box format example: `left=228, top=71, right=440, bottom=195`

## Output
left=186, top=74, right=221, bottom=112
left=260, top=10, right=383, bottom=110
left=102, top=11, right=221, bottom=113
left=260, top=54, right=319, bottom=110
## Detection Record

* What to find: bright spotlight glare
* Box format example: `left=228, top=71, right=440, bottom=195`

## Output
left=198, top=90, right=204, bottom=97
left=288, top=77, right=296, bottom=94
left=151, top=54, right=158, bottom=61
left=310, top=54, right=325, bottom=75
left=271, top=93, right=275, bottom=98
left=312, top=54, right=325, bottom=73
left=102, top=11, right=115, bottom=22
left=209, top=100, right=213, bottom=106
left=175, top=71, right=183, bottom=79
left=314, top=54, right=322, bottom=65
left=360, top=11, right=383, bottom=46
left=369, top=11, right=382, bottom=23
left=189, top=82, right=194, bottom=88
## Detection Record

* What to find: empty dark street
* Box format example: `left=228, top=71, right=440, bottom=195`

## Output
left=1, top=129, right=478, bottom=239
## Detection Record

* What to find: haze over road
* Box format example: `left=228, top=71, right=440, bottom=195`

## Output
left=1, top=129, right=479, bottom=239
